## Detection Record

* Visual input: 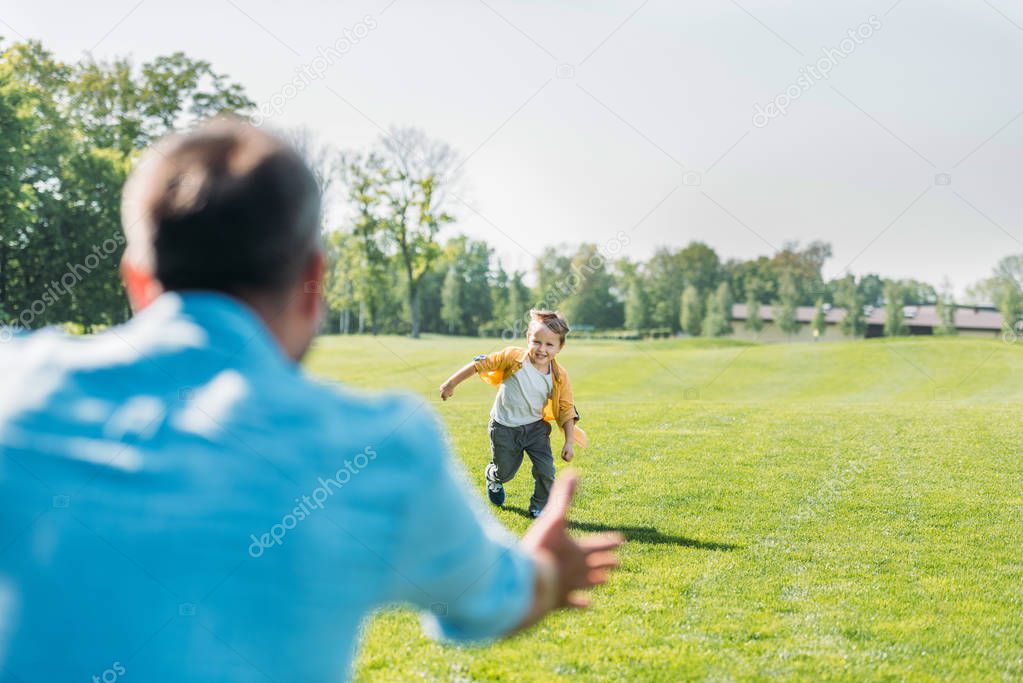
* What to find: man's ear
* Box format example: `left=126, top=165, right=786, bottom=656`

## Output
left=301, top=250, right=326, bottom=318
left=120, top=257, right=162, bottom=313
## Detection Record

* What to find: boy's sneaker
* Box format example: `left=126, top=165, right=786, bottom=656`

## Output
left=528, top=506, right=542, bottom=519
left=484, top=465, right=505, bottom=507
left=487, top=480, right=505, bottom=507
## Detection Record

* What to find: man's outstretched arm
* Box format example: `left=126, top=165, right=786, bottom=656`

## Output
left=514, top=471, right=623, bottom=631
left=387, top=408, right=622, bottom=642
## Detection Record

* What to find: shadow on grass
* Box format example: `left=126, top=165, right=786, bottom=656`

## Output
left=503, top=506, right=739, bottom=550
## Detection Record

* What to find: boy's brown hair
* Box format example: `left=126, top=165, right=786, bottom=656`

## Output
left=528, top=309, right=570, bottom=345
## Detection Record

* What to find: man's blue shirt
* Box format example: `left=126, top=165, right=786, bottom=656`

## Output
left=0, top=292, right=533, bottom=682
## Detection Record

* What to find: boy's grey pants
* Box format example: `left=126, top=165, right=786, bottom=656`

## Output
left=487, top=418, right=555, bottom=511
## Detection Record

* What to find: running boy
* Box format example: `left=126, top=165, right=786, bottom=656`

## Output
left=439, top=310, right=585, bottom=518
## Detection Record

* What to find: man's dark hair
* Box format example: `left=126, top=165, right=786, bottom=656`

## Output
left=122, top=118, right=321, bottom=298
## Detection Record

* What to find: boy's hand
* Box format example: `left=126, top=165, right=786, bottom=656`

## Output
left=439, top=382, right=454, bottom=401
left=561, top=443, right=574, bottom=462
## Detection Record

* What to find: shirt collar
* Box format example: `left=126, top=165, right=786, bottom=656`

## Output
left=129, top=290, right=293, bottom=368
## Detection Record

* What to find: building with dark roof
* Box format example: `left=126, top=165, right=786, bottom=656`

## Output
left=729, top=303, right=1007, bottom=341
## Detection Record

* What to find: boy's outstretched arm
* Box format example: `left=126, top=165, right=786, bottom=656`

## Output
left=440, top=362, right=476, bottom=400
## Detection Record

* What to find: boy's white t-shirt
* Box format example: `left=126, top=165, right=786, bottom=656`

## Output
left=491, top=358, right=553, bottom=427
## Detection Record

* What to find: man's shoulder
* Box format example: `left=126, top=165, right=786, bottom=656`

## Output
left=303, top=377, right=422, bottom=419
left=301, top=379, right=444, bottom=457
left=0, top=326, right=97, bottom=396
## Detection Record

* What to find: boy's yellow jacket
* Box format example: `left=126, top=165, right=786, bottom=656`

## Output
left=473, top=346, right=588, bottom=447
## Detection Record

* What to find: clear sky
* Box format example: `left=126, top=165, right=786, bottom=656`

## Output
left=4, top=0, right=1022, bottom=295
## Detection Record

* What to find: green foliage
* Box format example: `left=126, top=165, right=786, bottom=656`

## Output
left=680, top=284, right=702, bottom=336
left=931, top=279, right=956, bottom=337
left=771, top=240, right=831, bottom=304
left=430, top=237, right=494, bottom=336
left=744, top=284, right=763, bottom=333
left=988, top=254, right=1023, bottom=330
left=724, top=255, right=776, bottom=303
left=559, top=244, right=624, bottom=330
left=812, top=298, right=827, bottom=338
left=440, top=266, right=461, bottom=335
left=774, top=271, right=800, bottom=335
left=327, top=153, right=393, bottom=334
left=894, top=278, right=937, bottom=304
left=935, top=300, right=957, bottom=336
left=857, top=273, right=885, bottom=308
left=701, top=282, right=733, bottom=337
left=0, top=38, right=251, bottom=330
left=836, top=275, right=866, bottom=337
left=337, top=127, right=460, bottom=338
left=642, top=243, right=720, bottom=332
left=884, top=281, right=908, bottom=337
left=489, top=268, right=529, bottom=337
left=624, top=277, right=650, bottom=331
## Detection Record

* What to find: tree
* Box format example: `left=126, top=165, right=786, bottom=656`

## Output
left=680, top=285, right=702, bottom=336
left=625, top=279, right=650, bottom=331
left=771, top=241, right=832, bottom=304
left=322, top=230, right=360, bottom=333
left=338, top=152, right=391, bottom=334
left=642, top=242, right=724, bottom=332
left=617, top=259, right=650, bottom=331
left=533, top=246, right=574, bottom=311
left=895, top=279, right=937, bottom=304
left=428, top=236, right=494, bottom=335
left=284, top=127, right=341, bottom=226
left=440, top=266, right=462, bottom=334
left=376, top=127, right=458, bottom=338
left=507, top=272, right=527, bottom=324
left=70, top=51, right=252, bottom=155
left=701, top=283, right=732, bottom=337
left=560, top=244, right=624, bottom=329
left=934, top=278, right=957, bottom=336
left=774, top=271, right=800, bottom=336
left=716, top=281, right=733, bottom=332
left=836, top=275, right=866, bottom=337
left=677, top=242, right=722, bottom=295
left=811, top=298, right=827, bottom=339
left=745, top=282, right=763, bottom=333
left=883, top=280, right=908, bottom=337
left=0, top=39, right=252, bottom=331
left=991, top=255, right=1023, bottom=331
left=857, top=274, right=885, bottom=308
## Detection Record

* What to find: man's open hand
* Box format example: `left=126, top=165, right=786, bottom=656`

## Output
left=521, top=471, right=623, bottom=611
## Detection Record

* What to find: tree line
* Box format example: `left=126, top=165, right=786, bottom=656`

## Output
left=0, top=39, right=250, bottom=331
left=3, top=39, right=1021, bottom=339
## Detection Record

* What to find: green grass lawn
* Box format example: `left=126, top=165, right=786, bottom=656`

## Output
left=304, top=334, right=1023, bottom=682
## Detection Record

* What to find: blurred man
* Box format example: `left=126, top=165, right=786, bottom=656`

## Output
left=0, top=119, right=621, bottom=681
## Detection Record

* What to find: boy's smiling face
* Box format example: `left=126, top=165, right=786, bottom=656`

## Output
left=527, top=322, right=563, bottom=366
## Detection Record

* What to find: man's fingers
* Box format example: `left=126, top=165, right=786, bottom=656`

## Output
left=586, top=551, right=619, bottom=570
left=544, top=469, right=578, bottom=520
left=579, top=532, right=624, bottom=552
left=564, top=592, right=590, bottom=609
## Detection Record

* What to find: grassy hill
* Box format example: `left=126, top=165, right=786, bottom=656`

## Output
left=304, top=336, right=1023, bottom=681
left=308, top=334, right=1023, bottom=404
